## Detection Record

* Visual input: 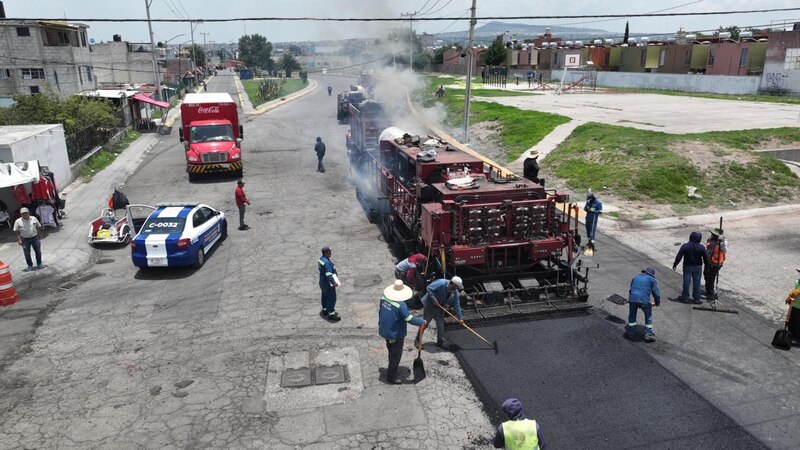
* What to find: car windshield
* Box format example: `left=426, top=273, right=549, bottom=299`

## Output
left=190, top=124, right=234, bottom=143
left=140, top=217, right=186, bottom=235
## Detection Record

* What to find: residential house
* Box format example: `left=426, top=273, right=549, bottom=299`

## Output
left=90, top=36, right=157, bottom=87
left=760, top=27, right=800, bottom=95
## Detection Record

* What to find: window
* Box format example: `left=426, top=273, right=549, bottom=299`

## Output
left=708, top=49, right=716, bottom=66
left=16, top=27, right=30, bottom=37
left=193, top=208, right=214, bottom=228
left=86, top=66, right=92, bottom=81
left=659, top=49, right=666, bottom=66
left=29, top=86, right=40, bottom=94
left=58, top=31, right=70, bottom=45
left=640, top=49, right=646, bottom=67
left=784, top=48, right=800, bottom=70
left=21, top=68, right=45, bottom=79
left=739, top=48, right=749, bottom=68
left=0, top=69, right=10, bottom=78
left=80, top=31, right=87, bottom=47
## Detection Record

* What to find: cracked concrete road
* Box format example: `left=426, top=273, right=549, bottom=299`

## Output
left=0, top=74, right=492, bottom=449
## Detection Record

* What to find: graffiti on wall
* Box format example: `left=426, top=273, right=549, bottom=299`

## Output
left=764, top=72, right=788, bottom=89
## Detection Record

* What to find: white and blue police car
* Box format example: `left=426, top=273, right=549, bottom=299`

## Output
left=130, top=203, right=227, bottom=268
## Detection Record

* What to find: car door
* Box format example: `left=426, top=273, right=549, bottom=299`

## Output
left=126, top=204, right=157, bottom=234
left=193, top=206, right=222, bottom=251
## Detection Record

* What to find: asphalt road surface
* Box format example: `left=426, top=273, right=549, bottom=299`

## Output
left=0, top=71, right=797, bottom=448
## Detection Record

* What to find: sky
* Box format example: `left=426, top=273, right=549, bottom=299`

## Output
left=5, top=0, right=800, bottom=45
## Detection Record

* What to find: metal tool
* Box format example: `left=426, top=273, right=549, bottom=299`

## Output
left=413, top=324, right=426, bottom=381
left=435, top=303, right=498, bottom=354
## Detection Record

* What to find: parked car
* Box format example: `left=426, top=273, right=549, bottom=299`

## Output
left=130, top=203, right=227, bottom=268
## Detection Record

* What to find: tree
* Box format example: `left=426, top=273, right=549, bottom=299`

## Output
left=482, top=38, right=507, bottom=66
left=188, top=44, right=206, bottom=66
left=623, top=21, right=629, bottom=44
left=238, top=34, right=273, bottom=69
left=277, top=53, right=301, bottom=77
left=717, top=25, right=740, bottom=40
left=385, top=28, right=426, bottom=70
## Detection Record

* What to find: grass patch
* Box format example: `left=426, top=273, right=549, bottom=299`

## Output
left=544, top=122, right=800, bottom=205
left=420, top=75, right=570, bottom=161
left=470, top=89, right=538, bottom=97
left=242, top=78, right=307, bottom=107
left=603, top=86, right=800, bottom=105
left=80, top=130, right=141, bottom=179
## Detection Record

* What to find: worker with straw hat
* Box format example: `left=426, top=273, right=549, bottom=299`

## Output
left=378, top=280, right=426, bottom=384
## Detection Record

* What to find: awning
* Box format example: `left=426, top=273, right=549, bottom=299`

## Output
left=132, top=93, right=170, bottom=109
left=0, top=161, right=39, bottom=189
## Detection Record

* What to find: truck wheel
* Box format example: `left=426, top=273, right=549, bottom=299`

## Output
left=232, top=168, right=243, bottom=178
left=188, top=172, right=198, bottom=182
left=194, top=247, right=205, bottom=268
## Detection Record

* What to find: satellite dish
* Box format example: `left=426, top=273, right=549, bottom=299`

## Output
left=90, top=38, right=96, bottom=44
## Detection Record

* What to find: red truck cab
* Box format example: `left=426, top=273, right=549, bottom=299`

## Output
left=179, top=93, right=244, bottom=180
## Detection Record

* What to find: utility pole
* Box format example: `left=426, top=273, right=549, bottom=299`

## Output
left=144, top=0, right=161, bottom=100
left=400, top=11, right=415, bottom=70
left=463, top=0, right=477, bottom=143
left=200, top=32, right=209, bottom=67
left=189, top=21, right=198, bottom=71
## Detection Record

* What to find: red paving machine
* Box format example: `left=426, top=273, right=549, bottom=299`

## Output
left=349, top=114, right=592, bottom=324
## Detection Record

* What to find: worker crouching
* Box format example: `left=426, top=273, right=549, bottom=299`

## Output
left=492, top=398, right=545, bottom=449
left=625, top=267, right=661, bottom=342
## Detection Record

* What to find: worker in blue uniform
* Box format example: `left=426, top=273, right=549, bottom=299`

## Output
left=318, top=246, right=340, bottom=322
left=379, top=280, right=426, bottom=384
left=626, top=267, right=661, bottom=342
left=584, top=191, right=602, bottom=244
left=417, top=276, right=464, bottom=349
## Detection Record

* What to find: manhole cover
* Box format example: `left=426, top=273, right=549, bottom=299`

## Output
left=280, top=368, right=312, bottom=388
left=314, top=365, right=347, bottom=385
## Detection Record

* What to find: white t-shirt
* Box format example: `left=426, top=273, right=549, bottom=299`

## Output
left=13, top=216, right=40, bottom=238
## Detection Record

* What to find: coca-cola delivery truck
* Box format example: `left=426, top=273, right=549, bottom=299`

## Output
left=179, top=93, right=244, bottom=180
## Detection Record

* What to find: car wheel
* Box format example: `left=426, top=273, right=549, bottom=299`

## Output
left=220, top=221, right=228, bottom=241
left=194, top=247, right=205, bottom=268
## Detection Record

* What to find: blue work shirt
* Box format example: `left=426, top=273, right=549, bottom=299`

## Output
left=379, top=296, right=425, bottom=340
left=628, top=272, right=661, bottom=305
left=318, top=256, right=336, bottom=286
left=584, top=197, right=603, bottom=221
left=423, top=278, right=463, bottom=319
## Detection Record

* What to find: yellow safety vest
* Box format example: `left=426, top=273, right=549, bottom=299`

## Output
left=502, top=419, right=539, bottom=450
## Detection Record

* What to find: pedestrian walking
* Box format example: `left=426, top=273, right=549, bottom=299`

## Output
left=327, top=84, right=332, bottom=96
left=234, top=179, right=251, bottom=230
left=523, top=150, right=540, bottom=183
left=416, top=276, right=464, bottom=350
left=13, top=207, right=44, bottom=272
left=492, top=398, right=545, bottom=449
left=318, top=246, right=340, bottom=322
left=584, top=191, right=602, bottom=244
left=703, top=228, right=727, bottom=300
left=625, top=267, right=661, bottom=342
left=314, top=137, right=326, bottom=173
left=394, top=253, right=425, bottom=285
left=785, top=268, right=800, bottom=343
left=672, top=231, right=710, bottom=304
left=527, top=72, right=532, bottom=88
left=379, top=280, right=427, bottom=384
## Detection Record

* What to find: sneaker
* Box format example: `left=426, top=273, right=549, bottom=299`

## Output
left=327, top=313, right=341, bottom=322
left=319, top=309, right=328, bottom=318
left=644, top=333, right=657, bottom=342
left=386, top=377, right=402, bottom=385
left=692, top=300, right=703, bottom=305
left=36, top=264, right=46, bottom=270
left=22, top=266, right=33, bottom=272
left=242, top=225, right=250, bottom=230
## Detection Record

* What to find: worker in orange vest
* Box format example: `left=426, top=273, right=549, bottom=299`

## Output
left=703, top=228, right=727, bottom=301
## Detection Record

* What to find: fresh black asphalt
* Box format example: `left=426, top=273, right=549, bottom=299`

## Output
left=448, top=312, right=767, bottom=449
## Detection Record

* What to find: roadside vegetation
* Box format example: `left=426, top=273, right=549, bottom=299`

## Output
left=543, top=123, right=800, bottom=208
left=242, top=78, right=306, bottom=107
left=600, top=86, right=800, bottom=105
left=79, top=130, right=141, bottom=179
left=421, top=75, right=569, bottom=161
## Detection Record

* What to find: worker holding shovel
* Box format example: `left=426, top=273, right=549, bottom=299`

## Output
left=378, top=280, right=426, bottom=385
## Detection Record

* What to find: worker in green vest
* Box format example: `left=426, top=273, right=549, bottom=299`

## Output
left=492, top=398, right=545, bottom=449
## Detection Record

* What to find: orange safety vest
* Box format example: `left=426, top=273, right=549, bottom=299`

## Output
left=707, top=240, right=726, bottom=266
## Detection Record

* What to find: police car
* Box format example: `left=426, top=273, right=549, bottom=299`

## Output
left=130, top=203, right=227, bottom=268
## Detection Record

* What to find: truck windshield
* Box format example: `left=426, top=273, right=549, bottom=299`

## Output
left=190, top=124, right=234, bottom=143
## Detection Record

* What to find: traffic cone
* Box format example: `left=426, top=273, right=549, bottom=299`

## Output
left=0, top=261, right=19, bottom=306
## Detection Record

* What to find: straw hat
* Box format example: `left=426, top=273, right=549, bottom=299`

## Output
left=528, top=150, right=539, bottom=158
left=383, top=280, right=413, bottom=302
left=710, top=228, right=724, bottom=237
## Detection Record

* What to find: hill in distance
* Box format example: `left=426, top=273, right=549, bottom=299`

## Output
left=436, top=20, right=612, bottom=42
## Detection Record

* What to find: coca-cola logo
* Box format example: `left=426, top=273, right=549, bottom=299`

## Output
left=197, top=106, right=220, bottom=114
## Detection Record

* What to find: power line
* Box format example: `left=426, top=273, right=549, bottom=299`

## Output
left=7, top=7, right=800, bottom=23
left=421, top=0, right=455, bottom=17
left=418, top=0, right=441, bottom=16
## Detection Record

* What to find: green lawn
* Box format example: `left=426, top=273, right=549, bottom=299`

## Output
left=602, top=86, right=800, bottom=105
left=421, top=76, right=569, bottom=162
left=242, top=78, right=307, bottom=107
left=80, top=130, right=142, bottom=179
left=543, top=123, right=800, bottom=206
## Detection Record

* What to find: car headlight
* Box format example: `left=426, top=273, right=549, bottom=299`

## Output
left=230, top=152, right=240, bottom=160
left=187, top=155, right=199, bottom=162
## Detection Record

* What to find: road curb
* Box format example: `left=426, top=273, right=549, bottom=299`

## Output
left=245, top=79, right=318, bottom=116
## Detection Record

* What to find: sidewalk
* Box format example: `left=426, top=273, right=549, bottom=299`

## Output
left=0, top=132, right=162, bottom=293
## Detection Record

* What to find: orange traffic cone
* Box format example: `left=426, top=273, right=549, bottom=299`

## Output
left=0, top=261, right=19, bottom=306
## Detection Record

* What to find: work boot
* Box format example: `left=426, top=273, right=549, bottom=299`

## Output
left=386, top=377, right=402, bottom=385
left=644, top=333, right=657, bottom=343
left=327, top=312, right=341, bottom=322
left=319, top=309, right=328, bottom=318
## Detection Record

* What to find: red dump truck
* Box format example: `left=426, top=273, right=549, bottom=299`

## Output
left=179, top=93, right=243, bottom=180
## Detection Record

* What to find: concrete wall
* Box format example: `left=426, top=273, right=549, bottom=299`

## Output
left=760, top=30, right=800, bottom=95
left=550, top=70, right=761, bottom=95
left=91, top=41, right=156, bottom=86
left=0, top=125, right=72, bottom=189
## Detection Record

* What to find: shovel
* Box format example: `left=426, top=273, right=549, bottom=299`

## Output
left=435, top=303, right=499, bottom=354
left=413, top=324, right=426, bottom=382
left=583, top=240, right=595, bottom=257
